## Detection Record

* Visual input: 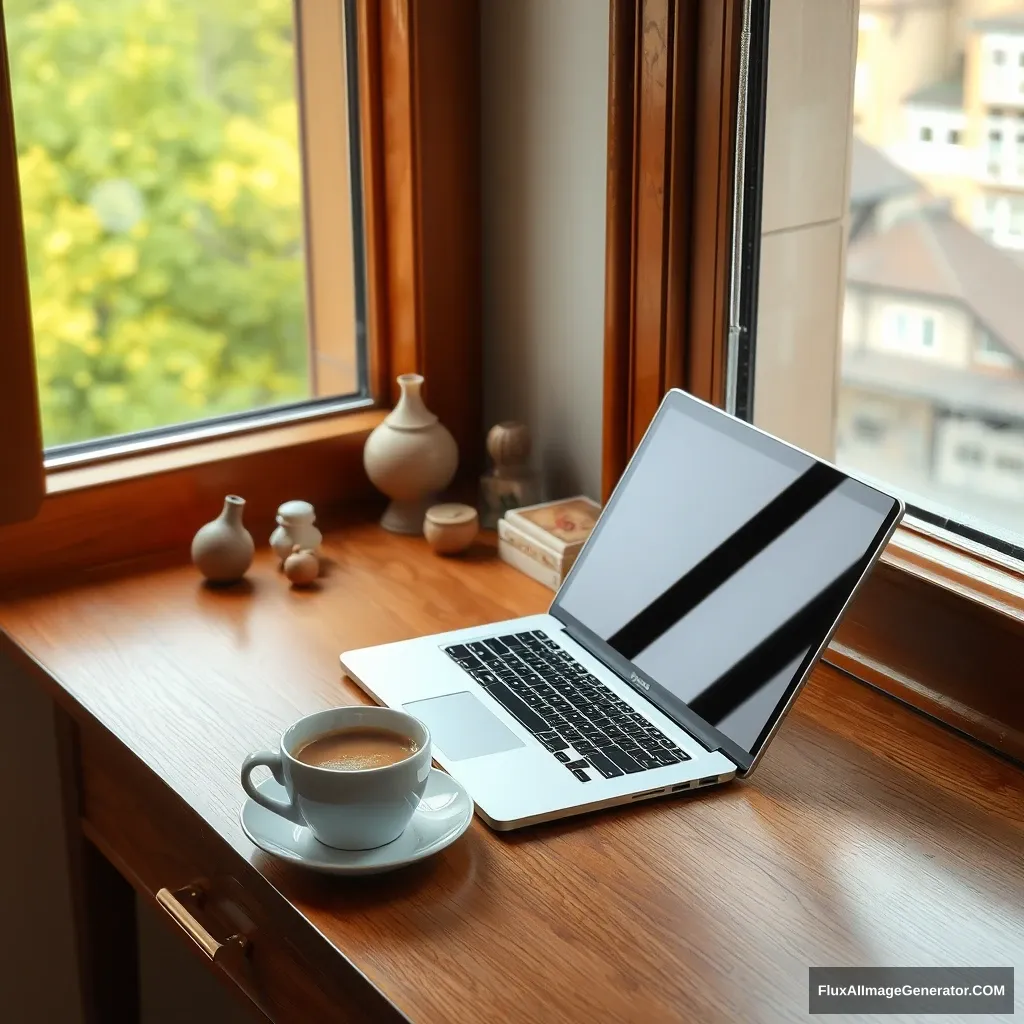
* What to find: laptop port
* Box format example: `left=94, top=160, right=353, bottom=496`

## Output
left=631, top=787, right=666, bottom=800
left=671, top=782, right=692, bottom=792
left=698, top=776, right=718, bottom=786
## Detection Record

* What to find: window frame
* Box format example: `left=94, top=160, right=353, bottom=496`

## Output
left=602, top=0, right=1024, bottom=761
left=0, top=0, right=481, bottom=586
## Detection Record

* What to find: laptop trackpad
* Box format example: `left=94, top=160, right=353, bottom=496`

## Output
left=404, top=691, right=525, bottom=761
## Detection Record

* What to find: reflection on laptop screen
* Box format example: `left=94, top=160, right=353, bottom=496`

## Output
left=555, top=397, right=898, bottom=757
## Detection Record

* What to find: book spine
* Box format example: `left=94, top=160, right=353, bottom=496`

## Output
left=498, top=537, right=562, bottom=590
left=497, top=518, right=564, bottom=572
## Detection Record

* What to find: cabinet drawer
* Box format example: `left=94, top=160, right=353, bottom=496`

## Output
left=76, top=723, right=400, bottom=1024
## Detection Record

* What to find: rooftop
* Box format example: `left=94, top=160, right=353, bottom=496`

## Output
left=904, top=76, right=964, bottom=109
left=973, top=10, right=1024, bottom=35
left=850, top=137, right=920, bottom=206
left=846, top=208, right=1024, bottom=360
left=843, top=348, right=1024, bottom=421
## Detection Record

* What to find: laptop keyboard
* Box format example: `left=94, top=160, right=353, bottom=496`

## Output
left=443, top=629, right=690, bottom=782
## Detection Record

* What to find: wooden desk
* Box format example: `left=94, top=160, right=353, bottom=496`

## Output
left=1, top=526, right=1022, bottom=1023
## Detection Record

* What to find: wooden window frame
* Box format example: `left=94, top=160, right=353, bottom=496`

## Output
left=0, top=0, right=481, bottom=589
left=602, top=0, right=1024, bottom=762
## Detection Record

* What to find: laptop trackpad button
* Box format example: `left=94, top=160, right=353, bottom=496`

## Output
left=404, top=691, right=526, bottom=761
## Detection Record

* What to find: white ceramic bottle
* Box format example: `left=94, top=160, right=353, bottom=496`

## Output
left=191, top=495, right=255, bottom=583
left=269, top=500, right=323, bottom=563
left=363, top=374, right=459, bottom=534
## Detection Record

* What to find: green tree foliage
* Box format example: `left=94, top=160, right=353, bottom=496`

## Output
left=8, top=0, right=309, bottom=446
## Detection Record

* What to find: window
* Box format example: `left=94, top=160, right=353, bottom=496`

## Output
left=882, top=306, right=939, bottom=355
left=921, top=317, right=935, bottom=348
left=852, top=416, right=886, bottom=443
left=976, top=330, right=1016, bottom=368
left=920, top=126, right=933, bottom=142
left=5, top=0, right=365, bottom=452
left=955, top=443, right=984, bottom=466
left=948, top=129, right=961, bottom=145
left=0, top=1, right=483, bottom=542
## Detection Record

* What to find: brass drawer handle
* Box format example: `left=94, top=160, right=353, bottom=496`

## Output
left=156, top=885, right=249, bottom=962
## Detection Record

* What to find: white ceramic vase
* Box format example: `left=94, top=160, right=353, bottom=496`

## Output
left=363, top=374, right=459, bottom=534
left=269, top=500, right=323, bottom=563
left=191, top=495, right=255, bottom=583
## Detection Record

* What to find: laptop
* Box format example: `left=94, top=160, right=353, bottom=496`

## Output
left=341, top=389, right=904, bottom=830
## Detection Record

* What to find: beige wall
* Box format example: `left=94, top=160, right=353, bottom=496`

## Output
left=755, top=0, right=859, bottom=459
left=480, top=0, right=609, bottom=502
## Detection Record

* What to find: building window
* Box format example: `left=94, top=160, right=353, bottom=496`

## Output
left=921, top=317, right=935, bottom=348
left=852, top=416, right=886, bottom=444
left=976, top=331, right=1016, bottom=368
left=955, top=444, right=984, bottom=466
left=920, top=126, right=933, bottom=142
left=948, top=129, right=961, bottom=145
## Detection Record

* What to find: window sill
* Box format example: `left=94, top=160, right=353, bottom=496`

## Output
left=828, top=521, right=1024, bottom=765
left=0, top=407, right=387, bottom=595
left=47, top=408, right=386, bottom=495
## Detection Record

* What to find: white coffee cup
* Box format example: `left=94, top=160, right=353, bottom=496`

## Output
left=241, top=706, right=431, bottom=850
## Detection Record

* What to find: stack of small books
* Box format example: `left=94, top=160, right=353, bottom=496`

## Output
left=497, top=496, right=601, bottom=590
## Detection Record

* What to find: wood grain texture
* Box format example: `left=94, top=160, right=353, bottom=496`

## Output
left=377, top=0, right=483, bottom=476
left=601, top=0, right=638, bottom=507
left=601, top=0, right=740, bottom=501
left=1, top=527, right=1022, bottom=1024
left=0, top=7, right=45, bottom=524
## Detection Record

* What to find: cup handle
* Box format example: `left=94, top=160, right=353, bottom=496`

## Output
left=241, top=749, right=304, bottom=825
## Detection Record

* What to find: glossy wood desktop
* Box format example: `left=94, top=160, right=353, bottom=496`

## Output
left=0, top=526, right=1021, bottom=1023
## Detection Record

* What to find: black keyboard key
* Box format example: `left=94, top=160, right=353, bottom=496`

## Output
left=554, top=751, right=571, bottom=763
left=587, top=750, right=625, bottom=779
left=565, top=759, right=589, bottom=771
left=571, top=768, right=591, bottom=782
left=471, top=669, right=500, bottom=688
left=446, top=644, right=472, bottom=660
left=634, top=752, right=663, bottom=770
left=542, top=735, right=570, bottom=752
left=573, top=741, right=598, bottom=756
left=482, top=637, right=509, bottom=655
left=652, top=750, right=682, bottom=766
left=468, top=641, right=497, bottom=659
left=487, top=681, right=549, bottom=734
left=605, top=747, right=645, bottom=774
left=522, top=692, right=546, bottom=708
left=500, top=634, right=526, bottom=648
left=593, top=735, right=616, bottom=748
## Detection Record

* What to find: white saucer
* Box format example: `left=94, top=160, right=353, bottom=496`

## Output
left=239, top=768, right=474, bottom=876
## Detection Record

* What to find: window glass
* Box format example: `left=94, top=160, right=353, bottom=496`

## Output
left=7, top=0, right=365, bottom=449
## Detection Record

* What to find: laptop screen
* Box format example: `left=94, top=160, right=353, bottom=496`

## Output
left=552, top=391, right=902, bottom=771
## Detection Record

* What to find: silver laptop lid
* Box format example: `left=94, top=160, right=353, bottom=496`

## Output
left=551, top=390, right=904, bottom=776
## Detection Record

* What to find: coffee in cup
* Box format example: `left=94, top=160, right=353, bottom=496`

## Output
left=241, top=706, right=431, bottom=850
left=295, top=726, right=419, bottom=771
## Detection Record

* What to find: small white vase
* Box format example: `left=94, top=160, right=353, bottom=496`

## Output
left=269, top=500, right=323, bottom=563
left=363, top=374, right=459, bottom=534
left=191, top=495, right=255, bottom=583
